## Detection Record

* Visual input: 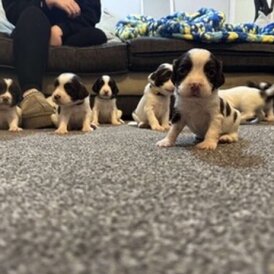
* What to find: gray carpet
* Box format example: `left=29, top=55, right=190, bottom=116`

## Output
left=0, top=124, right=274, bottom=274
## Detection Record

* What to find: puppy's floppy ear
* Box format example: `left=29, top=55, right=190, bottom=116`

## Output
left=0, top=78, right=6, bottom=95
left=65, top=75, right=89, bottom=100
left=171, top=58, right=179, bottom=85
left=10, top=80, right=22, bottom=106
left=78, top=82, right=89, bottom=100
left=210, top=54, right=225, bottom=89
left=109, top=78, right=119, bottom=97
left=148, top=71, right=156, bottom=85
left=92, top=78, right=102, bottom=94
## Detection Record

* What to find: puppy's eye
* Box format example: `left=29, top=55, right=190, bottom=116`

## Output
left=206, top=69, right=216, bottom=78
left=178, top=65, right=190, bottom=75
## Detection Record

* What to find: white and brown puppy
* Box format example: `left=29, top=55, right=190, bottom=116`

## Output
left=157, top=48, right=241, bottom=150
left=132, top=63, right=174, bottom=131
left=219, top=82, right=274, bottom=123
left=91, top=75, right=123, bottom=126
left=0, top=78, right=22, bottom=131
left=49, top=73, right=94, bottom=134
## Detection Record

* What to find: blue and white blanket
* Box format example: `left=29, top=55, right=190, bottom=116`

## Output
left=115, top=8, right=274, bottom=43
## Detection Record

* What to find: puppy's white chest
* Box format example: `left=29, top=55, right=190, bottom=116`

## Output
left=0, top=111, right=9, bottom=128
left=0, top=107, right=20, bottom=129
left=95, top=98, right=116, bottom=123
left=178, top=96, right=218, bottom=137
left=153, top=96, right=170, bottom=117
left=58, top=99, right=90, bottom=130
left=136, top=93, right=170, bottom=120
left=69, top=105, right=87, bottom=127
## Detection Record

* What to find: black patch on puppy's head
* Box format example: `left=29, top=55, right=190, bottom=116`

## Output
left=204, top=54, right=225, bottom=90
left=0, top=79, right=22, bottom=106
left=64, top=75, right=89, bottom=101
left=0, top=79, right=7, bottom=95
left=92, top=77, right=104, bottom=94
left=149, top=64, right=172, bottom=87
left=171, top=52, right=192, bottom=86
left=108, top=77, right=119, bottom=97
left=9, top=80, right=22, bottom=106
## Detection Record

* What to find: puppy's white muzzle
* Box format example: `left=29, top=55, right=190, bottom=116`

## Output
left=0, top=96, right=12, bottom=106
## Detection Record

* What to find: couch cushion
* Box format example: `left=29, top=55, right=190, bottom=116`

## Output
left=0, top=33, right=128, bottom=74
left=128, top=37, right=274, bottom=73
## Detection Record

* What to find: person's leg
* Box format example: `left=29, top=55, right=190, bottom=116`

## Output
left=63, top=27, right=107, bottom=47
left=12, top=6, right=54, bottom=128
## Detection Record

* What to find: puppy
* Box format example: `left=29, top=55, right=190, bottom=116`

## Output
left=247, top=81, right=274, bottom=122
left=0, top=78, right=22, bottom=131
left=132, top=63, right=174, bottom=131
left=91, top=75, right=123, bottom=126
left=157, top=48, right=241, bottom=150
left=218, top=83, right=274, bottom=123
left=49, top=73, right=94, bottom=134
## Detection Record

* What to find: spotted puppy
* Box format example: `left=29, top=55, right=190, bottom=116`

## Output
left=219, top=82, right=274, bottom=123
left=132, top=63, right=174, bottom=131
left=157, top=48, right=241, bottom=150
left=91, top=75, right=123, bottom=126
left=49, top=73, right=94, bottom=134
left=0, top=78, right=22, bottom=131
left=247, top=81, right=274, bottom=122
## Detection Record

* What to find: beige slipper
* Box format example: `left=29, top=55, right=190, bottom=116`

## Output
left=20, top=89, right=55, bottom=129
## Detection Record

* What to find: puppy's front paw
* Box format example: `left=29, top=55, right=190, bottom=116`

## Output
left=265, top=116, right=274, bottom=122
left=163, top=124, right=171, bottom=131
left=196, top=140, right=217, bottom=150
left=151, top=125, right=165, bottom=132
left=112, top=121, right=122, bottom=126
left=55, top=128, right=68, bottom=135
left=156, top=138, right=174, bottom=147
left=82, top=126, right=94, bottom=133
left=91, top=121, right=99, bottom=127
left=9, top=126, right=23, bottom=132
left=219, top=133, right=238, bottom=143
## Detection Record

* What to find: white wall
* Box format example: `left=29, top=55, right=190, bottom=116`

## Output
left=175, top=0, right=230, bottom=17
left=101, top=0, right=262, bottom=24
left=230, top=0, right=255, bottom=24
left=143, top=0, right=171, bottom=18
left=101, top=0, right=140, bottom=18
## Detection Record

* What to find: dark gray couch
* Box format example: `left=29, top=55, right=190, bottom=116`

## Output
left=0, top=33, right=273, bottom=117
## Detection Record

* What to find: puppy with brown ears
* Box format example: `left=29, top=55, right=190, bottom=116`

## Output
left=91, top=75, right=124, bottom=126
left=0, top=78, right=22, bottom=132
left=157, top=48, right=241, bottom=150
left=49, top=73, right=94, bottom=134
left=132, top=63, right=174, bottom=131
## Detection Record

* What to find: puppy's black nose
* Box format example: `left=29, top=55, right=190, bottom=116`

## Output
left=2, top=96, right=9, bottom=103
left=190, top=83, right=201, bottom=96
left=54, top=95, right=61, bottom=100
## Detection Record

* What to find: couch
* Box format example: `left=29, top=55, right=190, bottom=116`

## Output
left=0, top=31, right=273, bottom=118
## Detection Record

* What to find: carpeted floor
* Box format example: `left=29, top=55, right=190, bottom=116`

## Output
left=0, top=123, right=274, bottom=274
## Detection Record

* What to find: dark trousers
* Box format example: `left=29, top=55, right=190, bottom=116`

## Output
left=13, top=6, right=107, bottom=93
